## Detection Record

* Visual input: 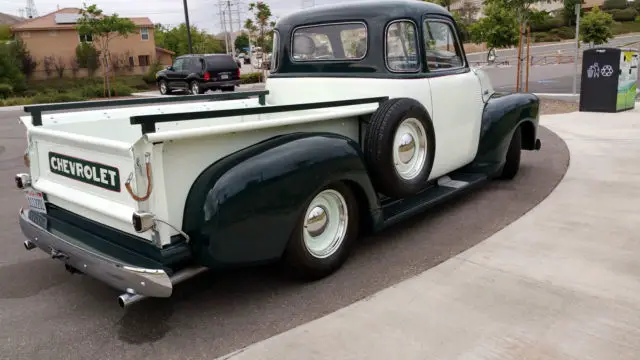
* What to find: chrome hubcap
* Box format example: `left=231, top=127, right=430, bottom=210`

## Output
left=303, top=189, right=348, bottom=259
left=393, top=118, right=428, bottom=180
left=160, top=83, right=166, bottom=93
left=192, top=83, right=198, bottom=94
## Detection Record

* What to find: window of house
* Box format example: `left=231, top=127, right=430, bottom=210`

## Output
left=21, top=32, right=31, bottom=38
left=138, top=55, right=150, bottom=67
left=291, top=22, right=367, bottom=61
left=385, top=20, right=420, bottom=72
left=49, top=30, right=57, bottom=36
left=129, top=56, right=135, bottom=67
left=422, top=20, right=464, bottom=71
left=79, top=32, right=93, bottom=43
left=141, top=28, right=149, bottom=41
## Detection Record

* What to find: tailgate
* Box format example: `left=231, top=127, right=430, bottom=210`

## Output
left=25, top=127, right=154, bottom=241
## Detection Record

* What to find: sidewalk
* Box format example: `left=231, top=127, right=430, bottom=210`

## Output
left=218, top=103, right=640, bottom=360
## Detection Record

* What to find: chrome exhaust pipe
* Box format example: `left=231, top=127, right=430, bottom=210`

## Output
left=24, top=240, right=36, bottom=250
left=118, top=266, right=209, bottom=309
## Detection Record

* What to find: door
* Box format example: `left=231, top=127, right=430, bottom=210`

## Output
left=422, top=16, right=484, bottom=176
left=167, top=58, right=187, bottom=87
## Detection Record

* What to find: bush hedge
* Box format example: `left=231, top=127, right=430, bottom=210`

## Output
left=608, top=8, right=639, bottom=21
left=0, top=83, right=13, bottom=99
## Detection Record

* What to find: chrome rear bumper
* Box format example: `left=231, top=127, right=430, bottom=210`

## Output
left=19, top=207, right=176, bottom=299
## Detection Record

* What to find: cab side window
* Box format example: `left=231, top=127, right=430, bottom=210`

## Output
left=422, top=20, right=464, bottom=71
left=385, top=20, right=420, bottom=72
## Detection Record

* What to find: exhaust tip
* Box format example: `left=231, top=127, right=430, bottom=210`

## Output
left=118, top=291, right=146, bottom=309
left=23, top=240, right=36, bottom=250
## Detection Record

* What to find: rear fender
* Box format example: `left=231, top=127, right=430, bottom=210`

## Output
left=182, top=132, right=381, bottom=267
left=463, top=92, right=540, bottom=175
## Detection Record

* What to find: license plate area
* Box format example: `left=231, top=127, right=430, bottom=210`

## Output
left=220, top=74, right=229, bottom=80
left=26, top=190, right=47, bottom=214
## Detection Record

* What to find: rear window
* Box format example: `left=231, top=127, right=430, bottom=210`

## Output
left=204, top=55, right=238, bottom=68
left=292, top=22, right=367, bottom=61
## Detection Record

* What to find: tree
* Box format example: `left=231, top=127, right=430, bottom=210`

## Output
left=563, top=0, right=585, bottom=26
left=235, top=32, right=250, bottom=53
left=469, top=3, right=519, bottom=48
left=0, top=25, right=11, bottom=41
left=76, top=3, right=136, bottom=97
left=244, top=2, right=276, bottom=55
left=75, top=42, right=100, bottom=77
left=0, top=43, right=26, bottom=92
left=580, top=5, right=614, bottom=46
left=155, top=23, right=224, bottom=56
left=9, top=39, right=38, bottom=80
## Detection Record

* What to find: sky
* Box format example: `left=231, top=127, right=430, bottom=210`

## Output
left=0, top=0, right=366, bottom=34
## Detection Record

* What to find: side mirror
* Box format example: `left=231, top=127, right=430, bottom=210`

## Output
left=167, top=65, right=173, bottom=70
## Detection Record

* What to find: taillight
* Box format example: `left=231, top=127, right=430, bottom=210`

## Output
left=204, top=72, right=210, bottom=81
left=237, top=68, right=240, bottom=78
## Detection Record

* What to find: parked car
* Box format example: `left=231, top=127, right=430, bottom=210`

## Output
left=155, top=53, right=241, bottom=95
left=14, top=0, right=542, bottom=309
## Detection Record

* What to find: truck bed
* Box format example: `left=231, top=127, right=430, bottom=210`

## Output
left=20, top=91, right=386, bottom=247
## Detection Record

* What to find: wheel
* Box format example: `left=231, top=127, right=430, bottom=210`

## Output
left=283, top=182, right=359, bottom=280
left=189, top=80, right=202, bottom=95
left=363, top=98, right=435, bottom=199
left=498, top=126, right=522, bottom=180
left=158, top=80, right=171, bottom=95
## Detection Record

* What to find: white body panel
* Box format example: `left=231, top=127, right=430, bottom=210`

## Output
left=264, top=71, right=485, bottom=179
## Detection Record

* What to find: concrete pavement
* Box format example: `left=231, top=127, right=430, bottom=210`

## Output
left=218, top=103, right=640, bottom=360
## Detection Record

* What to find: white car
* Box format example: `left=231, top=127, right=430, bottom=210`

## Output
left=13, top=0, right=541, bottom=309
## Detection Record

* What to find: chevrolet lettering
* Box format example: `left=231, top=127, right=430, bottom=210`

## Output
left=48, top=152, right=120, bottom=192
left=13, top=0, right=543, bottom=309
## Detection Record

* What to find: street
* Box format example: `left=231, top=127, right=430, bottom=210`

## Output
left=0, top=106, right=568, bottom=359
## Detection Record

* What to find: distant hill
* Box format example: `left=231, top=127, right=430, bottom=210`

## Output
left=0, top=12, right=24, bottom=25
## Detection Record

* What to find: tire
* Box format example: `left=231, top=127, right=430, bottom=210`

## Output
left=283, top=182, right=359, bottom=280
left=189, top=80, right=202, bottom=95
left=363, top=98, right=435, bottom=199
left=158, top=79, right=171, bottom=95
left=498, top=126, right=522, bottom=180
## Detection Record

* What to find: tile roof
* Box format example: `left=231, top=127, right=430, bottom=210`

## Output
left=11, top=7, right=153, bottom=31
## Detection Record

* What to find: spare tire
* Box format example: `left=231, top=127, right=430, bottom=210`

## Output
left=363, top=97, right=435, bottom=199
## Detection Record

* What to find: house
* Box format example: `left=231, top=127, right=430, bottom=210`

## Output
left=10, top=7, right=174, bottom=79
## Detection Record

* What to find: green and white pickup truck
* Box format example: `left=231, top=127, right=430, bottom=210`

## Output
left=14, top=0, right=542, bottom=308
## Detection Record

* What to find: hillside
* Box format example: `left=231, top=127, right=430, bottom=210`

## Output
left=0, top=12, right=24, bottom=25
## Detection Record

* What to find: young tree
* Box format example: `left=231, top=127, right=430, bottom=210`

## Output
left=469, top=3, right=520, bottom=49
left=0, top=25, right=12, bottom=41
left=76, top=3, right=136, bottom=97
left=563, top=0, right=585, bottom=26
left=244, top=1, right=276, bottom=65
left=10, top=39, right=38, bottom=80
left=580, top=5, right=614, bottom=46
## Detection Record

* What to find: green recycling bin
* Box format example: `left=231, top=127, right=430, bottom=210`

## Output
left=579, top=47, right=639, bottom=113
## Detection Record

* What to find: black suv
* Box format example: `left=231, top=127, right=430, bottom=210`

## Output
left=155, top=54, right=241, bottom=95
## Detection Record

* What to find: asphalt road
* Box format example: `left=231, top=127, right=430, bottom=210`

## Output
left=466, top=33, right=640, bottom=64
left=0, top=107, right=569, bottom=359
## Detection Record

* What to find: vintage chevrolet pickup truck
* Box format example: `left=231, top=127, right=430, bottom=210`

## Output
left=14, top=0, right=542, bottom=308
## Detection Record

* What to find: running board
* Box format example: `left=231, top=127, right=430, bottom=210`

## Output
left=380, top=172, right=488, bottom=229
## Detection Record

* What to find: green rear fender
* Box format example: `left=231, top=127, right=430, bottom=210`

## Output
left=463, top=92, right=540, bottom=175
left=182, top=132, right=381, bottom=268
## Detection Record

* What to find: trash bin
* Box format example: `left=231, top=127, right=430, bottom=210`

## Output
left=579, top=47, right=639, bottom=113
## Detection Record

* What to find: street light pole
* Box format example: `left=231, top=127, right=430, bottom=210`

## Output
left=572, top=3, right=581, bottom=95
left=183, top=0, right=194, bottom=54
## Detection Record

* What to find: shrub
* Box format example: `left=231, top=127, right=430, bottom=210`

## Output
left=531, top=16, right=565, bottom=32
left=549, top=27, right=576, bottom=39
left=240, top=72, right=263, bottom=84
left=608, top=8, right=639, bottom=21
left=603, top=0, right=628, bottom=10
left=0, top=83, right=13, bottom=99
left=142, top=61, right=165, bottom=84
left=0, top=44, right=27, bottom=93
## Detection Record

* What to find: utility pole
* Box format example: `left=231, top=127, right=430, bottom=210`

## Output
left=183, top=0, right=193, bottom=53
left=227, top=0, right=236, bottom=57
left=221, top=9, right=229, bottom=53
left=572, top=3, right=582, bottom=95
